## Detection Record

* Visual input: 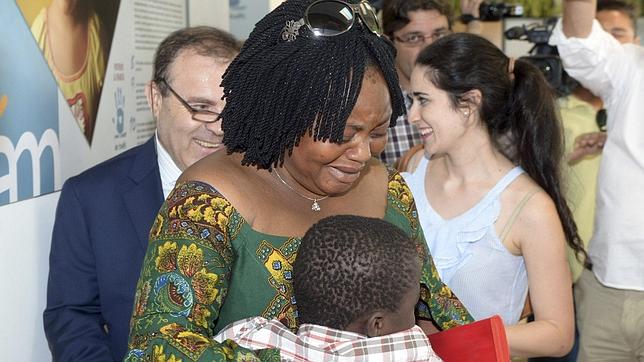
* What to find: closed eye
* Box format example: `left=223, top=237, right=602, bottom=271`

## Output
left=342, top=134, right=355, bottom=143
left=370, top=125, right=389, bottom=138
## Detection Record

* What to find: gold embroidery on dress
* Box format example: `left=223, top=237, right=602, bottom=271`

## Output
left=256, top=238, right=300, bottom=329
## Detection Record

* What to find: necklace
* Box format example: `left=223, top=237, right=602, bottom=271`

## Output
left=273, top=169, right=329, bottom=212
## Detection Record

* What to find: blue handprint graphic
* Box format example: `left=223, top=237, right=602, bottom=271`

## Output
left=114, top=88, right=125, bottom=136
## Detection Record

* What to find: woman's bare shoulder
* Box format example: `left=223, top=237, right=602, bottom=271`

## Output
left=401, top=146, right=425, bottom=173
left=179, top=152, right=249, bottom=195
left=502, top=173, right=562, bottom=249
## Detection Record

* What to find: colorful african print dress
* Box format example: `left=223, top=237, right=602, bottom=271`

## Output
left=125, top=169, right=473, bottom=361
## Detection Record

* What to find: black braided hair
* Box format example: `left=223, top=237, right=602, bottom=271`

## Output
left=221, top=0, right=405, bottom=170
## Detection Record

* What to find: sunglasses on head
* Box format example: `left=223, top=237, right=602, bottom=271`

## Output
left=304, top=0, right=382, bottom=37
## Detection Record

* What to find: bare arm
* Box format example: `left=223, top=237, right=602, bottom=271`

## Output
left=460, top=0, right=484, bottom=34
left=400, top=147, right=425, bottom=173
left=562, top=0, right=596, bottom=38
left=505, top=193, right=575, bottom=357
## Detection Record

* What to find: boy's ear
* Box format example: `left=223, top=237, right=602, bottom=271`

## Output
left=365, top=311, right=386, bottom=338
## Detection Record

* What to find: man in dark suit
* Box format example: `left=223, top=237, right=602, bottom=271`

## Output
left=43, top=27, right=239, bottom=361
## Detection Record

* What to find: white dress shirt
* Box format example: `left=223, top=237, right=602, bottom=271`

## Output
left=550, top=20, right=644, bottom=291
left=155, top=133, right=182, bottom=199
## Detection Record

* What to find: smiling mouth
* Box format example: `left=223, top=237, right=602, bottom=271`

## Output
left=419, top=127, right=434, bottom=139
left=194, top=139, right=222, bottom=149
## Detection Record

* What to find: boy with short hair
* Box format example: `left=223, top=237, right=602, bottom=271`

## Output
left=214, top=215, right=441, bottom=361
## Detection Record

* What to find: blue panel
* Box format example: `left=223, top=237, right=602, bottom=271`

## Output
left=0, top=1, right=59, bottom=206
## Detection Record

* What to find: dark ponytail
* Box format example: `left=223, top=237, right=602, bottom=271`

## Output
left=417, top=33, right=587, bottom=264
left=508, top=59, right=587, bottom=264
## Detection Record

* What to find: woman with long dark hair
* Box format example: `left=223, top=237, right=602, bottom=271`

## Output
left=402, top=33, right=586, bottom=357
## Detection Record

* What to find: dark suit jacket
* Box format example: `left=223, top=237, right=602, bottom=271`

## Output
left=44, top=138, right=164, bottom=361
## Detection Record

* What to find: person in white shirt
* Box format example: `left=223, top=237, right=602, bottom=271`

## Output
left=550, top=0, right=644, bottom=360
left=43, top=27, right=239, bottom=361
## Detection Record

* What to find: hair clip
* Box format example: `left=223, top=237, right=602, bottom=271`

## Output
left=281, top=19, right=305, bottom=42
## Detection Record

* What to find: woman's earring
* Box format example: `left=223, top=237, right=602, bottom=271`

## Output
left=463, top=110, right=469, bottom=116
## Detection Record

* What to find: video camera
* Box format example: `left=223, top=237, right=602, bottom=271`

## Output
left=479, top=2, right=524, bottom=21
left=504, top=17, right=577, bottom=95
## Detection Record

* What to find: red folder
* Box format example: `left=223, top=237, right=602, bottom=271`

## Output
left=428, top=315, right=509, bottom=362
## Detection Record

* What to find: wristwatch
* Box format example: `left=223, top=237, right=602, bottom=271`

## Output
left=460, top=14, right=480, bottom=24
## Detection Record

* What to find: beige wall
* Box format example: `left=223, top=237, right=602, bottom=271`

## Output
left=190, top=0, right=230, bottom=30
left=270, top=0, right=285, bottom=10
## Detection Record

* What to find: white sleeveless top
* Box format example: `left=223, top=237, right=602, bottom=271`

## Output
left=402, top=156, right=528, bottom=325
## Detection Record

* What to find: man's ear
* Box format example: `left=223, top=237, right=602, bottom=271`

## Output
left=146, top=81, right=161, bottom=121
left=365, top=311, right=386, bottom=338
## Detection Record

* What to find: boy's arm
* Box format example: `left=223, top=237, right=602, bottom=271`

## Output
left=562, top=0, right=596, bottom=38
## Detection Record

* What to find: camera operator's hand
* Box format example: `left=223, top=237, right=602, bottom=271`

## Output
left=460, top=0, right=484, bottom=34
left=568, top=131, right=607, bottom=165
left=460, top=0, right=483, bottom=18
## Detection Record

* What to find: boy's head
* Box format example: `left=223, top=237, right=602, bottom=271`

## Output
left=293, top=215, right=421, bottom=337
left=597, top=0, right=640, bottom=44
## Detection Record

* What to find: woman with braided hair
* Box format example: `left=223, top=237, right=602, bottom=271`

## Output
left=126, top=0, right=473, bottom=360
left=401, top=33, right=587, bottom=357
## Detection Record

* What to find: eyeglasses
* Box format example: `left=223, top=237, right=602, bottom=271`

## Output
left=393, top=30, right=451, bottom=47
left=304, top=0, right=382, bottom=37
left=158, top=78, right=221, bottom=123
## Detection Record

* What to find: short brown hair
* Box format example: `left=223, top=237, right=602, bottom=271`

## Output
left=382, top=0, right=454, bottom=36
left=153, top=26, right=240, bottom=95
left=597, top=0, right=640, bottom=32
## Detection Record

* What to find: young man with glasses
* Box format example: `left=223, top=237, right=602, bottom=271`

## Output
left=379, top=0, right=483, bottom=166
left=43, top=27, right=240, bottom=361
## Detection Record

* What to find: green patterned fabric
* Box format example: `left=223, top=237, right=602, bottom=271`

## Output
left=126, top=169, right=473, bottom=361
